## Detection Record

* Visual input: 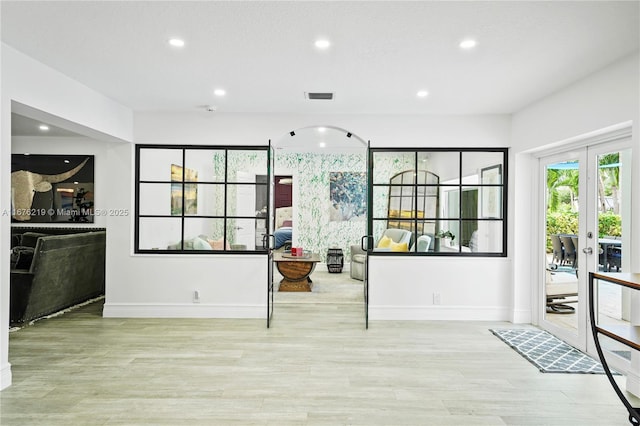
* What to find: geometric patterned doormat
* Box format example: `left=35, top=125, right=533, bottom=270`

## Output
left=490, top=328, right=614, bottom=374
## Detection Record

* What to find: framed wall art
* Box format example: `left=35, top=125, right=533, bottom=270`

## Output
left=10, top=154, right=94, bottom=223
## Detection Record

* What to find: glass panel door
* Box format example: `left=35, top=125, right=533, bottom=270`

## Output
left=587, top=144, right=631, bottom=365
left=542, top=150, right=586, bottom=349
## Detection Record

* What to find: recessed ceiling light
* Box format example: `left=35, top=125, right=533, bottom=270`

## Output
left=214, top=89, right=226, bottom=96
left=24, top=153, right=30, bottom=156
left=64, top=159, right=70, bottom=163
left=317, top=127, right=326, bottom=133
left=39, top=124, right=49, bottom=131
left=417, top=90, right=429, bottom=98
left=319, top=142, right=327, bottom=148
left=168, top=38, right=185, bottom=48
left=314, top=39, right=331, bottom=49
left=459, top=39, right=477, bottom=49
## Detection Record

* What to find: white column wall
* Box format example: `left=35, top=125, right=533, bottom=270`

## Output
left=1, top=45, right=132, bottom=390
left=0, top=35, right=8, bottom=391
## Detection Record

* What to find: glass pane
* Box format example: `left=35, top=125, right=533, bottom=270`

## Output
left=441, top=188, right=460, bottom=220
left=139, top=183, right=172, bottom=216
left=226, top=218, right=261, bottom=251
left=463, top=152, right=504, bottom=183
left=417, top=185, right=438, bottom=219
left=184, top=149, right=225, bottom=183
left=184, top=218, right=225, bottom=249
left=139, top=148, right=182, bottom=181
left=372, top=151, right=416, bottom=184
left=227, top=150, right=268, bottom=183
left=597, top=150, right=623, bottom=273
left=460, top=219, right=480, bottom=250
left=226, top=184, right=259, bottom=216
left=420, top=152, right=459, bottom=184
left=545, top=159, right=579, bottom=328
left=183, top=183, right=224, bottom=216
left=596, top=149, right=630, bottom=361
left=460, top=187, right=480, bottom=219
left=255, top=215, right=268, bottom=250
left=139, top=217, right=182, bottom=250
left=475, top=222, right=503, bottom=253
left=415, top=221, right=437, bottom=252
left=389, top=185, right=416, bottom=218
left=372, top=186, right=390, bottom=218
left=434, top=220, right=459, bottom=253
left=480, top=187, right=503, bottom=219
left=373, top=219, right=414, bottom=252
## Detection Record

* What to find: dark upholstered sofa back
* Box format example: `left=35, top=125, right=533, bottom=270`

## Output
left=10, top=231, right=106, bottom=324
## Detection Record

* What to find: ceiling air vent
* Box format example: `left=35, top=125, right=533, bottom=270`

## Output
left=305, top=92, right=334, bottom=100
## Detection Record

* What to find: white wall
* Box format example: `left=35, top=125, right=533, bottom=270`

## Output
left=1, top=44, right=133, bottom=391
left=104, top=112, right=513, bottom=322
left=369, top=257, right=512, bottom=320
left=512, top=53, right=639, bottom=153
left=510, top=52, right=640, bottom=326
left=103, top=141, right=269, bottom=319
left=0, top=33, right=7, bottom=392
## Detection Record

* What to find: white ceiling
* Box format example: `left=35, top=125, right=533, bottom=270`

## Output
left=11, top=113, right=84, bottom=138
left=2, top=1, right=638, bottom=120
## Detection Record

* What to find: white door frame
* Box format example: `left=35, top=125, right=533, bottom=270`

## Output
left=535, top=126, right=632, bottom=358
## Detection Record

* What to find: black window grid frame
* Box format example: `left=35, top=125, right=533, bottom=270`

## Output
left=135, top=144, right=270, bottom=254
left=369, top=147, right=508, bottom=257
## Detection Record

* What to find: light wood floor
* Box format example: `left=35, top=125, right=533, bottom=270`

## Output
left=3, top=278, right=639, bottom=425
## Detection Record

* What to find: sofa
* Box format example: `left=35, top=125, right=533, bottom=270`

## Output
left=10, top=230, right=106, bottom=325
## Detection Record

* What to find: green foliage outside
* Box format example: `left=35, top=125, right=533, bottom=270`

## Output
left=598, top=211, right=622, bottom=237
left=546, top=211, right=621, bottom=252
left=546, top=212, right=579, bottom=236
left=545, top=154, right=621, bottom=252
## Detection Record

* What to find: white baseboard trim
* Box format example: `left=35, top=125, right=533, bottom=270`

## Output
left=0, top=362, right=12, bottom=391
left=510, top=308, right=532, bottom=324
left=103, top=303, right=265, bottom=319
left=626, top=370, right=640, bottom=398
left=368, top=305, right=511, bottom=321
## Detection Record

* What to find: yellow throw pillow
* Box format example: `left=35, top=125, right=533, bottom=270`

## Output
left=377, top=235, right=392, bottom=248
left=390, top=242, right=409, bottom=252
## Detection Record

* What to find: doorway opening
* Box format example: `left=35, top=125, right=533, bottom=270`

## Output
left=539, top=129, right=632, bottom=374
left=268, top=126, right=368, bottom=319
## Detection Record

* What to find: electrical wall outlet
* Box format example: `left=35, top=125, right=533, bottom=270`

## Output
left=193, top=290, right=200, bottom=303
left=433, top=292, right=441, bottom=305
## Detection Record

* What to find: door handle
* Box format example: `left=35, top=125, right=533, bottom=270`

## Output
left=583, top=247, right=593, bottom=255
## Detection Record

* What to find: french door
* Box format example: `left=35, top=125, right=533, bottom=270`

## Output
left=540, top=135, right=631, bottom=362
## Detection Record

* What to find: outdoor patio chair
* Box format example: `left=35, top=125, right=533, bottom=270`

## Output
left=550, top=234, right=565, bottom=267
left=560, top=235, right=577, bottom=268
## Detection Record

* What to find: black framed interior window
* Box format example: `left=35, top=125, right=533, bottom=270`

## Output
left=370, top=148, right=508, bottom=256
left=135, top=145, right=269, bottom=253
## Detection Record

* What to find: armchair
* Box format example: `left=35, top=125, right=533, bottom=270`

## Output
left=350, top=228, right=413, bottom=281
left=410, top=234, right=433, bottom=252
left=374, top=228, right=412, bottom=252
left=349, top=244, right=366, bottom=281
